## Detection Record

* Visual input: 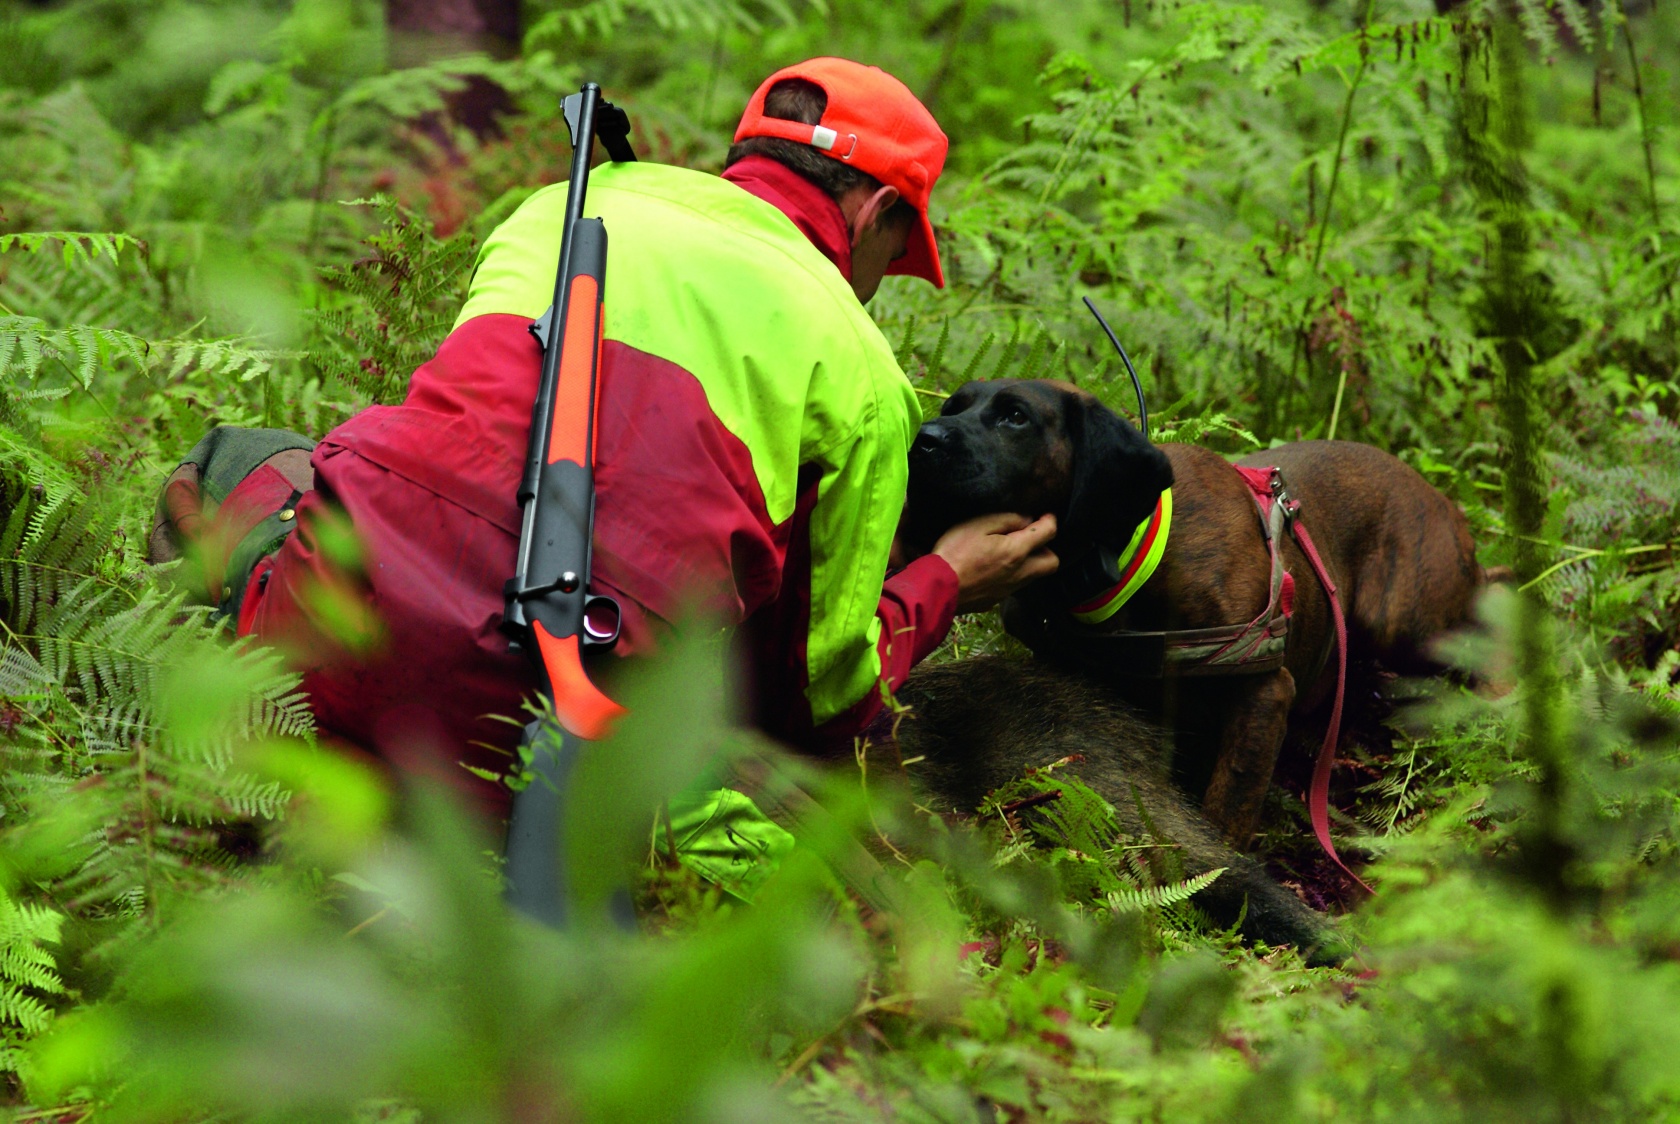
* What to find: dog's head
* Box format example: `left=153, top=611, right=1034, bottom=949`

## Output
left=903, top=378, right=1173, bottom=555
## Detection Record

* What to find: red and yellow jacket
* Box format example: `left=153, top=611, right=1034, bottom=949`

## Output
left=241, top=156, right=958, bottom=814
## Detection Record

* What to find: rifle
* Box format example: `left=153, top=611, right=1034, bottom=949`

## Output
left=502, top=83, right=636, bottom=927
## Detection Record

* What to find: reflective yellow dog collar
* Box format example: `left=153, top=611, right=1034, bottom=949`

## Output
left=1069, top=488, right=1173, bottom=625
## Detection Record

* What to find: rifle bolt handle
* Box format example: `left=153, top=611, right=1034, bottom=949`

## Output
left=559, top=571, right=580, bottom=593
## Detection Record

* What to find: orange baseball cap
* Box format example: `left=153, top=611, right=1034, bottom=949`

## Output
left=735, top=57, right=949, bottom=288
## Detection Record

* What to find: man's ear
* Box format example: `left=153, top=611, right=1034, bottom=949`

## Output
left=1063, top=396, right=1173, bottom=550
left=849, top=184, right=901, bottom=246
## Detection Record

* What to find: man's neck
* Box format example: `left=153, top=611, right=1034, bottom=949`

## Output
left=721, top=155, right=853, bottom=281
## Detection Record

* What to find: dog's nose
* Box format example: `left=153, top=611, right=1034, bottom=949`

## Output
left=913, top=422, right=952, bottom=455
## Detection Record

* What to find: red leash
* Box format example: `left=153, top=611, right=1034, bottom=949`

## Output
left=1289, top=520, right=1374, bottom=895
left=1233, top=465, right=1372, bottom=894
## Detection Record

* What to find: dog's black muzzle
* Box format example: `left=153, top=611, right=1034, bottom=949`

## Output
left=907, top=421, right=1007, bottom=550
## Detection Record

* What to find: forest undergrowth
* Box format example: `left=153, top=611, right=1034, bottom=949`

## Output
left=1, top=0, right=1678, bottom=1120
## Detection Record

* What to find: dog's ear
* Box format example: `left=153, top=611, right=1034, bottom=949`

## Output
left=1063, top=396, right=1173, bottom=550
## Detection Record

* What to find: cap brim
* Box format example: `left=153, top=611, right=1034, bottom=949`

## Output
left=886, top=207, right=943, bottom=288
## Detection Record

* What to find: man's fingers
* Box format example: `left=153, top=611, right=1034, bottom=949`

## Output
left=967, top=510, right=1034, bottom=535
left=935, top=511, right=1058, bottom=554
left=934, top=511, right=1062, bottom=614
left=1021, top=548, right=1060, bottom=580
left=1009, top=513, right=1058, bottom=545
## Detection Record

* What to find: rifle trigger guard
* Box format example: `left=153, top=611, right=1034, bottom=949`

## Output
left=582, top=594, right=621, bottom=650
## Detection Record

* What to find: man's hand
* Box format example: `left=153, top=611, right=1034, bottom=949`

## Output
left=933, top=513, right=1059, bottom=614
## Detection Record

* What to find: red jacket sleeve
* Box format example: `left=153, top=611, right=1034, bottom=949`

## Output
left=803, top=553, right=958, bottom=752
left=738, top=463, right=959, bottom=755
left=876, top=554, right=961, bottom=692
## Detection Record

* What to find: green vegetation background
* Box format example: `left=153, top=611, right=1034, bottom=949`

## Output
left=1, top=0, right=1678, bottom=1119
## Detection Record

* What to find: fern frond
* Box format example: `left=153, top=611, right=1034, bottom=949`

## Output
left=332, top=56, right=521, bottom=120
left=894, top=315, right=919, bottom=371
left=1, top=315, right=292, bottom=397
left=1105, top=868, right=1225, bottom=916
left=985, top=324, right=1023, bottom=381
left=925, top=319, right=952, bottom=381
left=0, top=438, right=304, bottom=946
left=955, top=334, right=997, bottom=384
left=0, top=888, right=63, bottom=1043
left=0, top=231, right=146, bottom=268
left=1152, top=406, right=1262, bottom=449
left=0, top=315, right=150, bottom=388
left=1015, top=328, right=1051, bottom=383
left=527, top=0, right=821, bottom=44
left=309, top=196, right=478, bottom=406
left=162, top=337, right=300, bottom=384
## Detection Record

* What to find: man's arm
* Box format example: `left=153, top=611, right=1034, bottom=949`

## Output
left=799, top=409, right=1058, bottom=747
left=797, top=512, right=1057, bottom=752
left=821, top=511, right=1059, bottom=735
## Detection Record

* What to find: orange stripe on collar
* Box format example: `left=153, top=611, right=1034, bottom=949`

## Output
left=1069, top=488, right=1173, bottom=625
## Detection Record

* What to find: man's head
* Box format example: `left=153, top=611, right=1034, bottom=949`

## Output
left=728, top=58, right=948, bottom=304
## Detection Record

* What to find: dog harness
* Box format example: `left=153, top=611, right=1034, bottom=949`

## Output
left=1059, top=469, right=1291, bottom=674
left=1056, top=464, right=1369, bottom=890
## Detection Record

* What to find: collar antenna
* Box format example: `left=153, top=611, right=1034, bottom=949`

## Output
left=1081, top=296, right=1149, bottom=441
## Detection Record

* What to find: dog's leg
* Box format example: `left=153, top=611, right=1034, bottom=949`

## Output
left=1201, top=668, right=1296, bottom=847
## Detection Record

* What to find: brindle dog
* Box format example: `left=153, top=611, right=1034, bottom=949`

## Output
left=904, top=378, right=1487, bottom=848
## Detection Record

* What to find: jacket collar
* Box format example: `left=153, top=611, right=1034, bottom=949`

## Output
left=721, top=155, right=854, bottom=282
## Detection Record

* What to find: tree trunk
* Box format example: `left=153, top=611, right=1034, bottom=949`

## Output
left=387, top=0, right=519, bottom=139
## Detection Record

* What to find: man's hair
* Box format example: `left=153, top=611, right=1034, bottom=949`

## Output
left=727, top=78, right=916, bottom=230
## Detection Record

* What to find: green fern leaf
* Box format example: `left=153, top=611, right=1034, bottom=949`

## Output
left=0, top=888, right=63, bottom=1044
left=1105, top=867, right=1226, bottom=916
left=0, top=231, right=146, bottom=268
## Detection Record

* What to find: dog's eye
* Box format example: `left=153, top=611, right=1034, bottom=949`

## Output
left=998, top=405, right=1030, bottom=427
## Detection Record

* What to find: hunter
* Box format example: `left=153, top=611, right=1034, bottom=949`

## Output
left=157, top=58, right=1057, bottom=864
